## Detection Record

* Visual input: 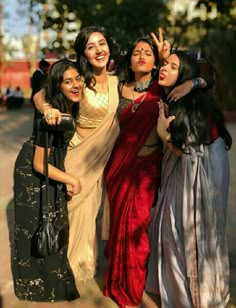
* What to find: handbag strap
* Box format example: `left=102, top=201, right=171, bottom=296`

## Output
left=42, top=130, right=62, bottom=217
left=54, top=136, right=62, bottom=204
left=43, top=130, right=50, bottom=217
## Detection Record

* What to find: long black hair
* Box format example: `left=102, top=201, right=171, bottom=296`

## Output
left=74, top=25, right=121, bottom=90
left=44, top=59, right=80, bottom=119
left=164, top=50, right=200, bottom=99
left=166, top=51, right=232, bottom=151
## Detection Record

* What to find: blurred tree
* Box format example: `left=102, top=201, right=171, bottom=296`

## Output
left=22, top=0, right=170, bottom=51
left=165, top=0, right=236, bottom=110
left=15, top=0, right=236, bottom=110
left=72, top=0, right=170, bottom=50
left=165, top=0, right=236, bottom=49
left=193, top=0, right=236, bottom=110
left=201, top=29, right=236, bottom=111
left=0, top=1, right=14, bottom=61
left=196, top=0, right=235, bottom=15
left=42, top=2, right=81, bottom=56
left=16, top=1, right=42, bottom=74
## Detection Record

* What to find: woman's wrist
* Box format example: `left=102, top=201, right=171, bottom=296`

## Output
left=191, top=77, right=205, bottom=89
left=165, top=133, right=172, bottom=143
left=158, top=131, right=172, bottom=144
left=41, top=103, right=52, bottom=114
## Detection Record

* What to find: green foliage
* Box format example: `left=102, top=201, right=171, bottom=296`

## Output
left=12, top=0, right=236, bottom=111
left=23, top=0, right=170, bottom=50
left=202, top=28, right=236, bottom=111
left=193, top=2, right=236, bottom=111
left=73, top=0, right=170, bottom=50
left=164, top=0, right=236, bottom=111
left=196, top=0, right=235, bottom=15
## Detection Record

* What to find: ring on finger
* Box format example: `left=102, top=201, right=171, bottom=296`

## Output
left=46, top=111, right=52, bottom=120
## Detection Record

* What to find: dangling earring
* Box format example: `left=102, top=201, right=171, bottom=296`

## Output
left=152, top=66, right=158, bottom=78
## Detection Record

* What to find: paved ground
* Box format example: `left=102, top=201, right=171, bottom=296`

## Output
left=0, top=106, right=236, bottom=308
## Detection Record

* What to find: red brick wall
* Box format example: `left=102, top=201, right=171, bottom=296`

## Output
left=0, top=59, right=55, bottom=97
left=0, top=60, right=31, bottom=91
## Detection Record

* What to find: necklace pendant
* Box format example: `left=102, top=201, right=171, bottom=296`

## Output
left=131, top=103, right=140, bottom=113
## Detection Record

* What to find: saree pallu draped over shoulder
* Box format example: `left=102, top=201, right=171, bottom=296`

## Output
left=104, top=81, right=163, bottom=307
left=65, top=75, right=120, bottom=281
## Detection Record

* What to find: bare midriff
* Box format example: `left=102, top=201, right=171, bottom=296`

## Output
left=137, top=127, right=161, bottom=157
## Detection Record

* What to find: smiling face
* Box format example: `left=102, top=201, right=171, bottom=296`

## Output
left=61, top=67, right=84, bottom=104
left=158, top=53, right=180, bottom=91
left=130, top=41, right=156, bottom=79
left=84, top=31, right=110, bottom=72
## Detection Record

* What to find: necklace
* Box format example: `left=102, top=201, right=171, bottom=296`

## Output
left=131, top=87, right=147, bottom=113
left=133, top=78, right=152, bottom=93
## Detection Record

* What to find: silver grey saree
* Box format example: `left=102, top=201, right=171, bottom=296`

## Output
left=146, top=137, right=230, bottom=307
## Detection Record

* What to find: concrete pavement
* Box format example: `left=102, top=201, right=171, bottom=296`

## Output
left=0, top=106, right=236, bottom=308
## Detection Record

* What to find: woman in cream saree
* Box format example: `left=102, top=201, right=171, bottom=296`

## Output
left=33, top=26, right=121, bottom=282
left=66, top=75, right=119, bottom=281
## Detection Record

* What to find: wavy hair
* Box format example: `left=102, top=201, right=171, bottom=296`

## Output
left=166, top=51, right=232, bottom=151
left=74, top=25, right=121, bottom=90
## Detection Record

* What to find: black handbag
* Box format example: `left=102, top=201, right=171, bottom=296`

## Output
left=31, top=129, right=68, bottom=258
left=42, top=113, right=74, bottom=132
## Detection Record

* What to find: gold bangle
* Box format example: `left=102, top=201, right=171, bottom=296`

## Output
left=43, top=103, right=51, bottom=107
left=41, top=103, right=52, bottom=114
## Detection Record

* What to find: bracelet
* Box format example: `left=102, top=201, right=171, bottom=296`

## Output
left=43, top=103, right=51, bottom=108
left=191, top=78, right=200, bottom=89
left=191, top=78, right=204, bottom=89
left=41, top=103, right=52, bottom=114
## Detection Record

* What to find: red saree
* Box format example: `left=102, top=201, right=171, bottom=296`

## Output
left=104, top=80, right=163, bottom=307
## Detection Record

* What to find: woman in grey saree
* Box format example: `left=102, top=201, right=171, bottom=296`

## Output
left=146, top=51, right=232, bottom=307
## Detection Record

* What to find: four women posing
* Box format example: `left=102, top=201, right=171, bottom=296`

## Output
left=28, top=25, right=231, bottom=307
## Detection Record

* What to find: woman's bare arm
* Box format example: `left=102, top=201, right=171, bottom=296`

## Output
left=33, top=145, right=81, bottom=196
left=33, top=89, right=62, bottom=124
left=167, top=77, right=211, bottom=102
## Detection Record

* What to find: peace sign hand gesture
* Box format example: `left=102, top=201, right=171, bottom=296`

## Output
left=150, top=27, right=170, bottom=61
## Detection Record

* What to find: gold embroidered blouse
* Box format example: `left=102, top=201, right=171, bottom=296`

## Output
left=76, top=87, right=109, bottom=129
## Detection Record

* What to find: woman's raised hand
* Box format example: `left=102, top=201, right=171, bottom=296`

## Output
left=157, top=99, right=175, bottom=143
left=150, top=27, right=170, bottom=61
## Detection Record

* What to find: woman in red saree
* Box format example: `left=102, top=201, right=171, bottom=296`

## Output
left=103, top=36, right=165, bottom=308
left=104, top=84, right=162, bottom=308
